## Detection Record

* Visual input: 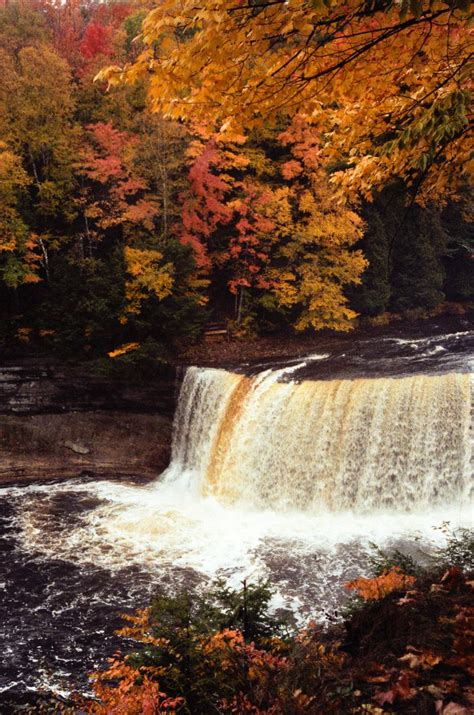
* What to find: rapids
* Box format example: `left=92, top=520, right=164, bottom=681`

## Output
left=0, top=327, right=472, bottom=703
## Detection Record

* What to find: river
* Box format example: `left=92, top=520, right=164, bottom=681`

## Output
left=0, top=327, right=472, bottom=705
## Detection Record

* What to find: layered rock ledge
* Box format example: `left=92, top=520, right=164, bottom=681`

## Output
left=0, top=363, right=174, bottom=484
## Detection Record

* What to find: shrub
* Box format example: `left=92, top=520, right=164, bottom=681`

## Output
left=86, top=532, right=474, bottom=714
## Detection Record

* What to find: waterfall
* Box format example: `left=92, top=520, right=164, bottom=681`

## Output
left=2, top=354, right=471, bottom=689
left=165, top=367, right=472, bottom=513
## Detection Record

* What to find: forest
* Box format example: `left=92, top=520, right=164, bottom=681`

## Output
left=0, top=0, right=472, bottom=370
left=0, top=2, right=473, bottom=713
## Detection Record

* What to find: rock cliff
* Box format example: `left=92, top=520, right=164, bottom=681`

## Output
left=0, top=362, right=175, bottom=484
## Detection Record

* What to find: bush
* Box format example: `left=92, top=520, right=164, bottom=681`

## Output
left=88, top=579, right=290, bottom=714
left=86, top=532, right=474, bottom=714
left=435, top=526, right=474, bottom=573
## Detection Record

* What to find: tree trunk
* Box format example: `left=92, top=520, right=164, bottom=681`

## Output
left=236, top=286, right=245, bottom=324
left=39, top=238, right=50, bottom=285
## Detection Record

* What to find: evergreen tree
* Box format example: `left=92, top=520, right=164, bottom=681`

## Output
left=389, top=204, right=447, bottom=312
left=441, top=202, right=474, bottom=301
left=349, top=203, right=391, bottom=316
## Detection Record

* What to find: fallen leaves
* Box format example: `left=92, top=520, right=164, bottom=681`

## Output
left=373, top=671, right=417, bottom=706
left=399, top=647, right=442, bottom=671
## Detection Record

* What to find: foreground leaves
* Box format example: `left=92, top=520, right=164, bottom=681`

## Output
left=84, top=562, right=474, bottom=714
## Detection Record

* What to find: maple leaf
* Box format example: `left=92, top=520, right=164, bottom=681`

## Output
left=399, top=647, right=442, bottom=671
left=373, top=672, right=417, bottom=706
left=101, top=0, right=472, bottom=203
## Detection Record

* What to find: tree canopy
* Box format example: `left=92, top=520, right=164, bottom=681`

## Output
left=99, top=0, right=473, bottom=203
left=0, top=0, right=471, bottom=363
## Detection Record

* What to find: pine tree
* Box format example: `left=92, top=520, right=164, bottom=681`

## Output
left=349, top=203, right=391, bottom=316
left=390, top=203, right=447, bottom=312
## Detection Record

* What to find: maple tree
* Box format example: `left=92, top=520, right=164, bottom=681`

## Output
left=89, top=655, right=183, bottom=714
left=0, top=42, right=76, bottom=208
left=131, top=113, right=190, bottom=242
left=78, top=120, right=203, bottom=325
left=0, top=24, right=78, bottom=298
left=264, top=117, right=367, bottom=330
left=180, top=120, right=366, bottom=330
left=0, top=0, right=471, bottom=357
left=78, top=121, right=158, bottom=242
left=80, top=20, right=114, bottom=62
left=123, top=246, right=174, bottom=318
left=28, top=0, right=132, bottom=76
left=180, top=134, right=278, bottom=320
left=99, top=0, right=472, bottom=204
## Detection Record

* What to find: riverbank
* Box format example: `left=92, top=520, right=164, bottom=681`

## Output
left=0, top=411, right=171, bottom=485
left=180, top=310, right=474, bottom=368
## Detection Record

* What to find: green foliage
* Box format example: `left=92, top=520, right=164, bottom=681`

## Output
left=350, top=185, right=464, bottom=318
left=147, top=578, right=287, bottom=646
left=227, top=313, right=259, bottom=340
left=390, top=203, right=447, bottom=312
left=367, top=527, right=474, bottom=583
left=200, top=578, right=287, bottom=641
left=94, top=339, right=172, bottom=381
left=35, top=253, right=124, bottom=356
left=367, top=542, right=423, bottom=578
left=442, top=201, right=474, bottom=301
left=435, top=526, right=474, bottom=572
left=122, top=11, right=146, bottom=57
left=349, top=203, right=391, bottom=316
left=120, top=579, right=288, bottom=714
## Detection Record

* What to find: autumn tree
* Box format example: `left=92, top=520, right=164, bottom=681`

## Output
left=0, top=143, right=41, bottom=289
left=26, top=0, right=131, bottom=76
left=0, top=38, right=78, bottom=282
left=78, top=121, right=176, bottom=317
left=180, top=120, right=366, bottom=330
left=0, top=3, right=81, bottom=312
left=131, top=113, right=189, bottom=242
left=262, top=117, right=367, bottom=331
left=0, top=0, right=47, bottom=55
left=79, top=122, right=156, bottom=241
left=0, top=0, right=206, bottom=357
left=99, top=0, right=472, bottom=204
left=179, top=132, right=281, bottom=322
left=0, top=0, right=470, bottom=356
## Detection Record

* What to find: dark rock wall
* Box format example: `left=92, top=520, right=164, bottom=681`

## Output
left=0, top=363, right=177, bottom=484
left=0, top=364, right=176, bottom=415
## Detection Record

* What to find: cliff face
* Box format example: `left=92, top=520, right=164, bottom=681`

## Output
left=0, top=364, right=176, bottom=415
left=0, top=363, right=176, bottom=485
